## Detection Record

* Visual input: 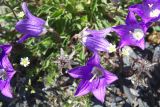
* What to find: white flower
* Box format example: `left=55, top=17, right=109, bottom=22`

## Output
left=107, top=43, right=116, bottom=53
left=121, top=47, right=130, bottom=56
left=20, top=57, right=30, bottom=67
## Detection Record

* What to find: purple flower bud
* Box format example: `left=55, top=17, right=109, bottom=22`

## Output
left=16, top=2, right=46, bottom=43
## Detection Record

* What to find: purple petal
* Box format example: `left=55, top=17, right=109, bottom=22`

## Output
left=1, top=56, right=14, bottom=71
left=0, top=45, right=14, bottom=71
left=68, top=66, right=92, bottom=79
left=86, top=27, right=113, bottom=38
left=125, top=12, right=137, bottom=25
left=129, top=4, right=144, bottom=16
left=113, top=25, right=130, bottom=37
left=103, top=69, right=118, bottom=85
left=1, top=82, right=13, bottom=98
left=16, top=21, right=44, bottom=35
left=0, top=71, right=15, bottom=98
left=18, top=34, right=35, bottom=43
left=22, top=2, right=32, bottom=18
left=87, top=52, right=100, bottom=66
left=83, top=36, right=110, bottom=52
left=134, top=38, right=145, bottom=50
left=91, top=78, right=106, bottom=103
left=0, top=45, right=12, bottom=54
left=119, top=35, right=145, bottom=50
left=75, top=80, right=91, bottom=96
left=143, top=0, right=159, bottom=3
left=0, top=81, right=6, bottom=90
left=22, top=2, right=45, bottom=26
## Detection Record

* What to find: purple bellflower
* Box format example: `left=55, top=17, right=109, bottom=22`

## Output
left=16, top=2, right=46, bottom=43
left=80, top=27, right=117, bottom=53
left=0, top=45, right=15, bottom=98
left=129, top=0, right=160, bottom=24
left=68, top=52, right=118, bottom=102
left=113, top=12, right=148, bottom=50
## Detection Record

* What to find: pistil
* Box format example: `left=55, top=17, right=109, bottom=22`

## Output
left=89, top=67, right=102, bottom=82
left=0, top=69, right=7, bottom=80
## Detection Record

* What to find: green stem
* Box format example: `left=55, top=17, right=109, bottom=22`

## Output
left=4, top=1, right=19, bottom=21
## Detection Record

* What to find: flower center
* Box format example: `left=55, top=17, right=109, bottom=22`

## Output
left=107, top=43, right=116, bottom=53
left=0, top=69, right=7, bottom=80
left=89, top=67, right=102, bottom=82
left=150, top=9, right=160, bottom=17
left=131, top=29, right=144, bottom=41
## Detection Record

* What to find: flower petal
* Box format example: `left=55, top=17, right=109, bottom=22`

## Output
left=1, top=82, right=13, bottom=98
left=18, top=34, right=35, bottom=43
left=1, top=55, right=14, bottom=71
left=22, top=2, right=45, bottom=26
left=126, top=12, right=137, bottom=25
left=68, top=66, right=92, bottom=79
left=113, top=25, right=130, bottom=37
left=22, top=2, right=33, bottom=18
left=0, top=81, right=6, bottom=90
left=144, top=0, right=159, bottom=3
left=91, top=78, right=106, bottom=103
left=134, top=38, right=145, bottom=50
left=0, top=45, right=12, bottom=55
left=16, top=21, right=44, bottom=35
left=83, top=36, right=110, bottom=52
left=86, top=27, right=113, bottom=38
left=103, top=69, right=118, bottom=85
left=129, top=4, right=144, bottom=18
left=87, top=52, right=100, bottom=66
left=75, top=80, right=91, bottom=96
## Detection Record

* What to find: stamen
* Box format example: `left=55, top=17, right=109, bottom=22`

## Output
left=89, top=67, right=102, bottom=82
left=89, top=74, right=97, bottom=82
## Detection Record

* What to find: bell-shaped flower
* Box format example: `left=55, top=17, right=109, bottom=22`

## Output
left=113, top=12, right=148, bottom=50
left=129, top=0, right=160, bottom=23
left=68, top=52, right=118, bottom=103
left=0, top=45, right=16, bottom=98
left=80, top=27, right=117, bottom=53
left=15, top=2, right=46, bottom=43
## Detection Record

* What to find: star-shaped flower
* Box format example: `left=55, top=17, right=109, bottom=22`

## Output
left=129, top=0, right=160, bottom=23
left=113, top=12, right=148, bottom=50
left=20, top=57, right=30, bottom=67
left=68, top=52, right=118, bottom=102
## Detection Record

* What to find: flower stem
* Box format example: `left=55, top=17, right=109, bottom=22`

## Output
left=4, top=1, right=19, bottom=21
